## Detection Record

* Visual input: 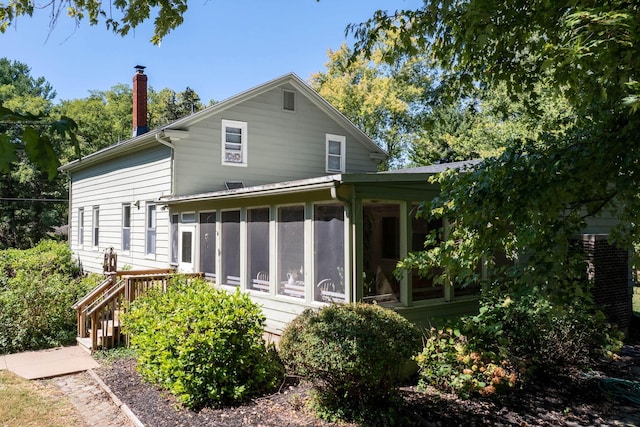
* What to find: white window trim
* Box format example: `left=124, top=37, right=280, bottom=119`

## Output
left=122, top=203, right=131, bottom=254
left=146, top=203, right=157, bottom=257
left=325, top=133, right=346, bottom=173
left=221, top=119, right=248, bottom=167
left=170, top=213, right=179, bottom=266
left=92, top=206, right=99, bottom=249
left=78, top=208, right=84, bottom=247
left=283, top=89, right=296, bottom=112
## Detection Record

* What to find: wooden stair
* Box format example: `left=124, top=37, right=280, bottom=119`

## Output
left=73, top=268, right=199, bottom=351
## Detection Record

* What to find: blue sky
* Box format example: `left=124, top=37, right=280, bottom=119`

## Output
left=3, top=0, right=421, bottom=104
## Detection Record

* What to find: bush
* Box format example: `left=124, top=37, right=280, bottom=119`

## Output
left=0, top=241, right=94, bottom=354
left=414, top=325, right=520, bottom=398
left=414, top=288, right=623, bottom=398
left=122, top=276, right=284, bottom=409
left=465, top=290, right=623, bottom=371
left=278, top=303, right=422, bottom=424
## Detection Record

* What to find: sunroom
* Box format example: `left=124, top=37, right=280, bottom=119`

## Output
left=162, top=167, right=480, bottom=335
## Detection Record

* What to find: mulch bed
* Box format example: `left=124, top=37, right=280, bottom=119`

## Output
left=95, top=344, right=640, bottom=427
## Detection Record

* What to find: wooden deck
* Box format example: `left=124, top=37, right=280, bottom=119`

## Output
left=74, top=269, right=201, bottom=352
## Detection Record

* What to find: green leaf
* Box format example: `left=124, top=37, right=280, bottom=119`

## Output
left=0, top=134, right=18, bottom=173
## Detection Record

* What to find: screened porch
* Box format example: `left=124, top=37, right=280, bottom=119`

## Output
left=162, top=172, right=480, bottom=333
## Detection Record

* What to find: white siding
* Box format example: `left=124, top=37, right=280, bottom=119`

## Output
left=174, top=83, right=380, bottom=196
left=69, top=146, right=172, bottom=273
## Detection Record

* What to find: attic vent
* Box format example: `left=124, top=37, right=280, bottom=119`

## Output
left=225, top=181, right=245, bottom=190
left=283, top=90, right=295, bottom=112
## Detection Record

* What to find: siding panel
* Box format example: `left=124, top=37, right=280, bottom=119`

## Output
left=69, top=145, right=172, bottom=273
left=174, top=84, right=381, bottom=196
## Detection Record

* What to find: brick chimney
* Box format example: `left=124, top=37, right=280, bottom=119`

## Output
left=132, top=65, right=148, bottom=137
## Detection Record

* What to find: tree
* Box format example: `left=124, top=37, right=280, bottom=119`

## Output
left=148, top=86, right=206, bottom=128
left=311, top=43, right=435, bottom=169
left=0, top=0, right=189, bottom=45
left=352, top=1, right=633, bottom=373
left=57, top=84, right=133, bottom=159
left=57, top=84, right=206, bottom=160
left=0, top=59, right=69, bottom=249
left=352, top=1, right=640, bottom=279
left=410, top=83, right=576, bottom=165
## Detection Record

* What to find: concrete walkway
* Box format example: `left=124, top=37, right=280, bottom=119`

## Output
left=0, top=345, right=100, bottom=379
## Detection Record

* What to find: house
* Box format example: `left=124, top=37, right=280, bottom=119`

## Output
left=61, top=69, right=482, bottom=337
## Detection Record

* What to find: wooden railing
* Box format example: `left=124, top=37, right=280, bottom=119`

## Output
left=74, top=268, right=205, bottom=351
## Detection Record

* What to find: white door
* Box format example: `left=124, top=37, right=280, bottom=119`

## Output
left=178, top=224, right=196, bottom=273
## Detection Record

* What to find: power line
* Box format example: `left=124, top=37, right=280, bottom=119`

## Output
left=0, top=198, right=67, bottom=202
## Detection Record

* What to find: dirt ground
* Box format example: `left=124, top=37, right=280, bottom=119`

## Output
left=95, top=340, right=640, bottom=427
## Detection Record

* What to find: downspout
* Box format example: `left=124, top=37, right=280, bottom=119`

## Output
left=156, top=130, right=176, bottom=198
left=330, top=179, right=356, bottom=303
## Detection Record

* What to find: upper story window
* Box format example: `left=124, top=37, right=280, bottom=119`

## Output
left=283, top=90, right=295, bottom=112
left=221, top=119, right=248, bottom=166
left=326, top=134, right=346, bottom=173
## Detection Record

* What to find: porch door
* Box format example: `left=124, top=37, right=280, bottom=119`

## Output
left=178, top=224, right=196, bottom=273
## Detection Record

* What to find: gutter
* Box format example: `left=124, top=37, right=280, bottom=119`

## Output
left=155, top=129, right=189, bottom=199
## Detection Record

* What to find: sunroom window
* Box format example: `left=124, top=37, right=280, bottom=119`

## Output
left=278, top=205, right=305, bottom=298
left=411, top=206, right=444, bottom=300
left=248, top=208, right=270, bottom=292
left=221, top=210, right=240, bottom=286
left=362, top=202, right=400, bottom=303
left=199, top=212, right=216, bottom=280
left=313, top=204, right=345, bottom=303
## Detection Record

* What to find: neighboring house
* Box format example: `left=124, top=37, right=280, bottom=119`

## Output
left=61, top=69, right=481, bottom=335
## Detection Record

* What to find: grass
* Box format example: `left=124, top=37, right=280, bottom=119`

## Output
left=633, top=286, right=640, bottom=317
left=92, top=346, right=137, bottom=365
left=0, top=370, right=84, bottom=426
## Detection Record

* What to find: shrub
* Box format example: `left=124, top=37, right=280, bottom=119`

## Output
left=414, top=325, right=520, bottom=398
left=278, top=303, right=422, bottom=424
left=0, top=241, right=95, bottom=354
left=464, top=290, right=624, bottom=372
left=414, top=288, right=624, bottom=398
left=122, top=276, right=284, bottom=409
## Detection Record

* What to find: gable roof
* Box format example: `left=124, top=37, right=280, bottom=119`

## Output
left=60, top=73, right=386, bottom=173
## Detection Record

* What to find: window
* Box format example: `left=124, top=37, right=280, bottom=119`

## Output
left=326, top=134, right=346, bottom=173
left=181, top=212, right=196, bottom=222
left=278, top=205, right=305, bottom=298
left=283, top=90, right=295, bottom=112
left=221, top=210, right=241, bottom=286
left=146, top=204, right=156, bottom=256
left=199, top=212, right=216, bottom=279
left=411, top=206, right=444, bottom=300
left=362, top=203, right=400, bottom=303
left=78, top=208, right=84, bottom=246
left=314, top=204, right=345, bottom=303
left=248, top=208, right=270, bottom=292
left=181, top=231, right=193, bottom=263
left=171, top=214, right=179, bottom=264
left=92, top=206, right=99, bottom=247
left=122, top=204, right=131, bottom=252
left=221, top=119, right=248, bottom=166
